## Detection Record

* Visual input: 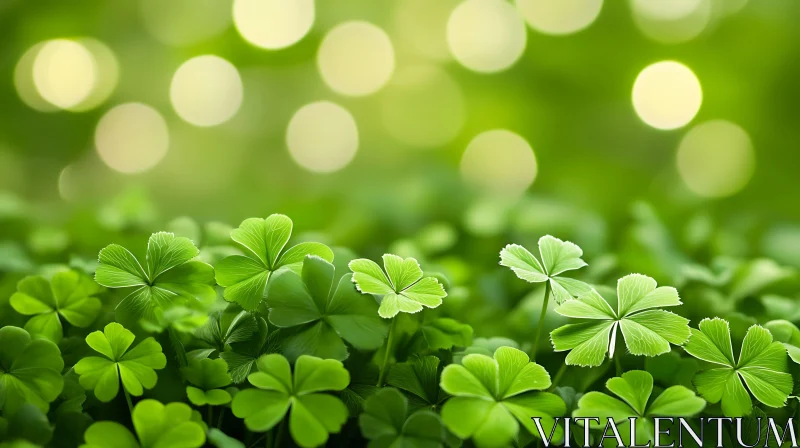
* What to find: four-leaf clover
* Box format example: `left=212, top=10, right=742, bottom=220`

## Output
left=349, top=254, right=447, bottom=319
left=439, top=346, right=566, bottom=448
left=266, top=255, right=388, bottom=361
left=10, top=270, right=102, bottom=343
left=231, top=353, right=350, bottom=448
left=0, top=326, right=64, bottom=416
left=182, top=358, right=233, bottom=406
left=215, top=215, right=334, bottom=311
left=573, top=370, right=705, bottom=445
left=81, top=399, right=206, bottom=448
left=550, top=274, right=690, bottom=367
left=359, top=387, right=445, bottom=448
left=95, top=232, right=216, bottom=321
left=74, top=322, right=167, bottom=402
left=499, top=236, right=591, bottom=303
left=682, top=318, right=793, bottom=417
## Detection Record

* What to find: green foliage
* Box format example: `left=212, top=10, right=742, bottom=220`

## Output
left=182, top=358, right=232, bottom=406
left=0, top=326, right=64, bottom=416
left=95, top=232, right=215, bottom=321
left=550, top=274, right=690, bottom=366
left=4, top=208, right=800, bottom=447
left=573, top=370, right=705, bottom=445
left=10, top=270, right=102, bottom=342
left=74, top=322, right=167, bottom=402
left=499, top=235, right=591, bottom=303
left=231, top=353, right=350, bottom=447
left=349, top=254, right=447, bottom=319
left=215, top=215, right=334, bottom=311
left=81, top=399, right=206, bottom=448
left=682, top=318, right=792, bottom=417
left=266, top=255, right=387, bottom=360
left=359, top=387, right=445, bottom=448
left=439, top=346, right=565, bottom=448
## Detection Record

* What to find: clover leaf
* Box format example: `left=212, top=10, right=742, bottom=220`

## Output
left=266, top=255, right=388, bottom=361
left=764, top=319, right=800, bottom=364
left=80, top=399, right=206, bottom=448
left=0, top=326, right=64, bottom=416
left=550, top=274, right=690, bottom=367
left=573, top=370, right=705, bottom=445
left=10, top=270, right=103, bottom=343
left=682, top=318, right=793, bottom=417
left=194, top=304, right=259, bottom=354
left=231, top=354, right=350, bottom=448
left=182, top=358, right=233, bottom=406
left=74, top=322, right=167, bottom=402
left=439, top=346, right=566, bottom=448
left=95, top=232, right=215, bottom=321
left=219, top=316, right=281, bottom=384
left=500, top=236, right=591, bottom=304
left=349, top=254, right=447, bottom=319
left=215, top=215, right=334, bottom=311
left=359, top=387, right=445, bottom=448
left=420, top=318, right=473, bottom=351
left=388, top=356, right=448, bottom=413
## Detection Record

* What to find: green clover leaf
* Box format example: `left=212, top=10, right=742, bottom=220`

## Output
left=349, top=254, right=447, bottom=319
left=231, top=354, right=350, bottom=448
left=573, top=370, right=705, bottom=446
left=266, top=255, right=388, bottom=361
left=0, top=326, right=64, bottom=416
left=194, top=304, right=260, bottom=354
left=388, top=356, right=448, bottom=413
left=74, top=322, right=167, bottom=402
left=499, top=235, right=591, bottom=304
left=682, top=318, right=793, bottom=417
left=439, top=346, right=566, bottom=448
left=182, top=358, right=233, bottom=406
left=10, top=270, right=103, bottom=343
left=219, top=315, right=281, bottom=384
left=550, top=274, right=690, bottom=367
left=80, top=399, right=206, bottom=448
left=764, top=319, right=800, bottom=364
left=215, top=215, right=334, bottom=311
left=95, top=232, right=215, bottom=321
left=359, top=387, right=445, bottom=448
left=420, top=318, right=473, bottom=351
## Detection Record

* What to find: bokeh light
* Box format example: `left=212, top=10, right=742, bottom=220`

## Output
left=95, top=103, right=169, bottom=174
left=447, top=0, right=527, bottom=73
left=170, top=55, right=243, bottom=127
left=632, top=61, right=702, bottom=130
left=392, top=0, right=458, bottom=61
left=286, top=101, right=358, bottom=173
left=14, top=42, right=58, bottom=112
left=33, top=39, right=96, bottom=110
left=233, top=0, right=314, bottom=50
left=630, top=0, right=712, bottom=44
left=380, top=65, right=465, bottom=149
left=71, top=39, right=119, bottom=112
left=317, top=21, right=395, bottom=97
left=676, top=120, right=755, bottom=198
left=515, top=0, right=603, bottom=35
left=460, top=130, right=537, bottom=196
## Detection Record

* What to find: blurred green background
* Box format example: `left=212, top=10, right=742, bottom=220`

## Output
left=2, top=0, right=800, bottom=294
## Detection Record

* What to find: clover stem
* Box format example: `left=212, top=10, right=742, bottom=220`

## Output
left=549, top=362, right=569, bottom=391
left=377, top=317, right=397, bottom=387
left=216, top=408, right=225, bottom=428
left=207, top=405, right=213, bottom=426
left=531, top=281, right=552, bottom=363
left=123, top=389, right=134, bottom=416
left=273, top=417, right=287, bottom=448
left=614, top=354, right=622, bottom=377
left=247, top=433, right=267, bottom=448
